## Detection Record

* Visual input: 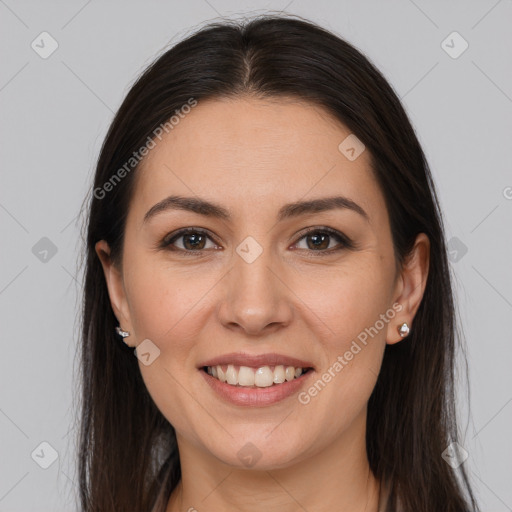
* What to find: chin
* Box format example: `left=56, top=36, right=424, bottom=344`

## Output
left=210, top=433, right=308, bottom=471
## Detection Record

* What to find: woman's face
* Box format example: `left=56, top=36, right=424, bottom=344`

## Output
left=97, top=96, right=428, bottom=470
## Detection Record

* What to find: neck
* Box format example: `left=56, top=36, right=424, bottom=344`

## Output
left=166, top=409, right=381, bottom=512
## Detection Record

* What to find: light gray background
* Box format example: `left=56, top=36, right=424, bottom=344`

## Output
left=0, top=1, right=511, bottom=510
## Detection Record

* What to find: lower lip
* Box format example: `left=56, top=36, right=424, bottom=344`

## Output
left=199, top=368, right=314, bottom=407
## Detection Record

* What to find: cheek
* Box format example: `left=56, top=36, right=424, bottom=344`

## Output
left=292, top=258, right=392, bottom=411
left=122, top=259, right=218, bottom=434
left=296, top=256, right=393, bottom=345
left=123, top=256, right=221, bottom=362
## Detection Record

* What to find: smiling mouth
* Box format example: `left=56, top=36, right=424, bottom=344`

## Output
left=202, top=364, right=313, bottom=388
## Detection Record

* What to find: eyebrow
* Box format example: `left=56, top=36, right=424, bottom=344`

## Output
left=143, top=194, right=369, bottom=224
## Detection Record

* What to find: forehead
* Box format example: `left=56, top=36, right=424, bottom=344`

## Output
left=131, top=96, right=385, bottom=224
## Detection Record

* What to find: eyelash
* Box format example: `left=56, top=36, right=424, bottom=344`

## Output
left=160, top=226, right=354, bottom=257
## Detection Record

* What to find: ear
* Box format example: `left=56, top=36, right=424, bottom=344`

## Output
left=387, top=233, right=430, bottom=345
left=95, top=240, right=134, bottom=343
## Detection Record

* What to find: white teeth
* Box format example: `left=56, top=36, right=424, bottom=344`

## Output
left=217, top=366, right=227, bottom=383
left=206, top=364, right=309, bottom=387
left=273, top=365, right=286, bottom=384
left=254, top=367, right=274, bottom=387
left=226, top=364, right=237, bottom=385
left=238, top=366, right=255, bottom=386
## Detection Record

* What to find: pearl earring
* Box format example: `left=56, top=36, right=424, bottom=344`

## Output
left=397, top=322, right=410, bottom=338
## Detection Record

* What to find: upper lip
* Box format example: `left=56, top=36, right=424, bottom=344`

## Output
left=199, top=352, right=315, bottom=370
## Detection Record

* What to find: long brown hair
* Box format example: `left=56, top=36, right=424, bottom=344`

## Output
left=78, top=14, right=480, bottom=511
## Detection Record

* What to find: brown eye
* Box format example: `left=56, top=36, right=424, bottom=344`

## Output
left=294, top=227, right=353, bottom=254
left=180, top=232, right=207, bottom=250
left=162, top=228, right=220, bottom=253
left=304, top=232, right=331, bottom=250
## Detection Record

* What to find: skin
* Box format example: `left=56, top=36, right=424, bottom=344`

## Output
left=96, top=96, right=430, bottom=512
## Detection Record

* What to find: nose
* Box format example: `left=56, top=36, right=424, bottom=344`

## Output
left=217, top=245, right=294, bottom=337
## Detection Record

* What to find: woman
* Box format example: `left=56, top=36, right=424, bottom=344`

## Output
left=78, top=14, right=480, bottom=512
